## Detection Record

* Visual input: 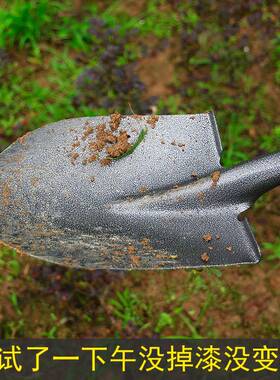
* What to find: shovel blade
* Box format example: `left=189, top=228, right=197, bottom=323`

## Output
left=0, top=113, right=260, bottom=269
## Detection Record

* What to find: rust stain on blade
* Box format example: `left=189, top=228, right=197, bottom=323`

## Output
left=2, top=182, right=11, bottom=207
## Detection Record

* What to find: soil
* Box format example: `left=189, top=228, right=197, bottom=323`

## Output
left=2, top=182, right=11, bottom=207
left=127, top=245, right=136, bottom=254
left=203, top=234, right=212, bottom=242
left=201, top=252, right=209, bottom=262
left=106, top=131, right=131, bottom=158
left=110, top=113, right=122, bottom=131
left=131, top=255, right=141, bottom=267
left=147, top=115, right=159, bottom=129
left=69, top=114, right=159, bottom=166
left=137, top=43, right=177, bottom=99
left=211, top=171, right=221, bottom=187
left=197, top=192, right=205, bottom=203
left=191, top=171, right=198, bottom=179
left=139, top=186, right=148, bottom=193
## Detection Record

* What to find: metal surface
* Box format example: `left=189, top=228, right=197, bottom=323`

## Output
left=0, top=112, right=279, bottom=269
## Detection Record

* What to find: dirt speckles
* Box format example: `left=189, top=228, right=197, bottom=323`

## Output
left=2, top=182, right=11, bottom=207
left=69, top=114, right=148, bottom=166
left=165, top=138, right=186, bottom=150
left=70, top=152, right=79, bottom=165
left=131, top=255, right=141, bottom=266
left=191, top=171, right=198, bottom=179
left=90, top=123, right=113, bottom=152
left=147, top=115, right=159, bottom=129
left=201, top=252, right=209, bottom=262
left=130, top=114, right=143, bottom=120
left=87, top=154, right=98, bottom=164
left=139, top=186, right=148, bottom=194
left=211, top=170, right=221, bottom=187
left=127, top=245, right=137, bottom=254
left=100, top=158, right=112, bottom=166
left=203, top=233, right=212, bottom=242
left=140, top=238, right=150, bottom=247
left=72, top=141, right=80, bottom=149
left=197, top=191, right=205, bottom=203
left=226, top=245, right=233, bottom=252
left=110, top=112, right=122, bottom=131
left=106, top=131, right=131, bottom=158
left=82, top=126, right=94, bottom=140
left=31, top=177, right=39, bottom=187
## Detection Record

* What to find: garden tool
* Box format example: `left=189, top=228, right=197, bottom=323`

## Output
left=0, top=112, right=279, bottom=269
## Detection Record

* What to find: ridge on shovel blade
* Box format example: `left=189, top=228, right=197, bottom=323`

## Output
left=0, top=112, right=279, bottom=270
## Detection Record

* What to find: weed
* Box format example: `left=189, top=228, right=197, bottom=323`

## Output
left=10, top=292, right=21, bottom=315
left=263, top=239, right=280, bottom=261
left=109, top=288, right=142, bottom=328
left=260, top=126, right=280, bottom=153
left=0, top=0, right=60, bottom=56
left=155, top=312, right=174, bottom=334
left=220, top=114, right=252, bottom=167
left=113, top=127, right=148, bottom=161
left=272, top=32, right=280, bottom=85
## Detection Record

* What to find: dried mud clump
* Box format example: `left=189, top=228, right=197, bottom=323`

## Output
left=2, top=182, right=11, bottom=207
left=147, top=115, right=159, bottom=129
left=82, top=126, right=94, bottom=140
left=191, top=171, right=198, bottom=179
left=100, top=158, right=112, bottom=166
left=139, top=186, right=148, bottom=193
left=131, top=255, right=141, bottom=267
left=106, top=131, right=131, bottom=158
left=69, top=113, right=153, bottom=166
left=203, top=233, right=212, bottom=242
left=127, top=245, right=137, bottom=254
left=131, top=114, right=143, bottom=120
left=211, top=170, right=221, bottom=187
left=110, top=112, right=122, bottom=131
left=70, top=152, right=79, bottom=165
left=197, top=191, right=205, bottom=203
left=201, top=252, right=209, bottom=262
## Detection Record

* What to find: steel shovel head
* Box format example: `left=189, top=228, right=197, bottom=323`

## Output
left=0, top=112, right=261, bottom=269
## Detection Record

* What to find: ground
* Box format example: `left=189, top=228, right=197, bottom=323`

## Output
left=0, top=0, right=279, bottom=338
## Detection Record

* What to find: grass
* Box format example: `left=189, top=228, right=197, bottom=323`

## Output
left=109, top=288, right=143, bottom=329
left=112, top=127, right=148, bottom=161
left=263, top=239, right=280, bottom=261
left=0, top=0, right=61, bottom=56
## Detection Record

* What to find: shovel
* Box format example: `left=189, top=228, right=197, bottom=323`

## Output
left=0, top=112, right=279, bottom=270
